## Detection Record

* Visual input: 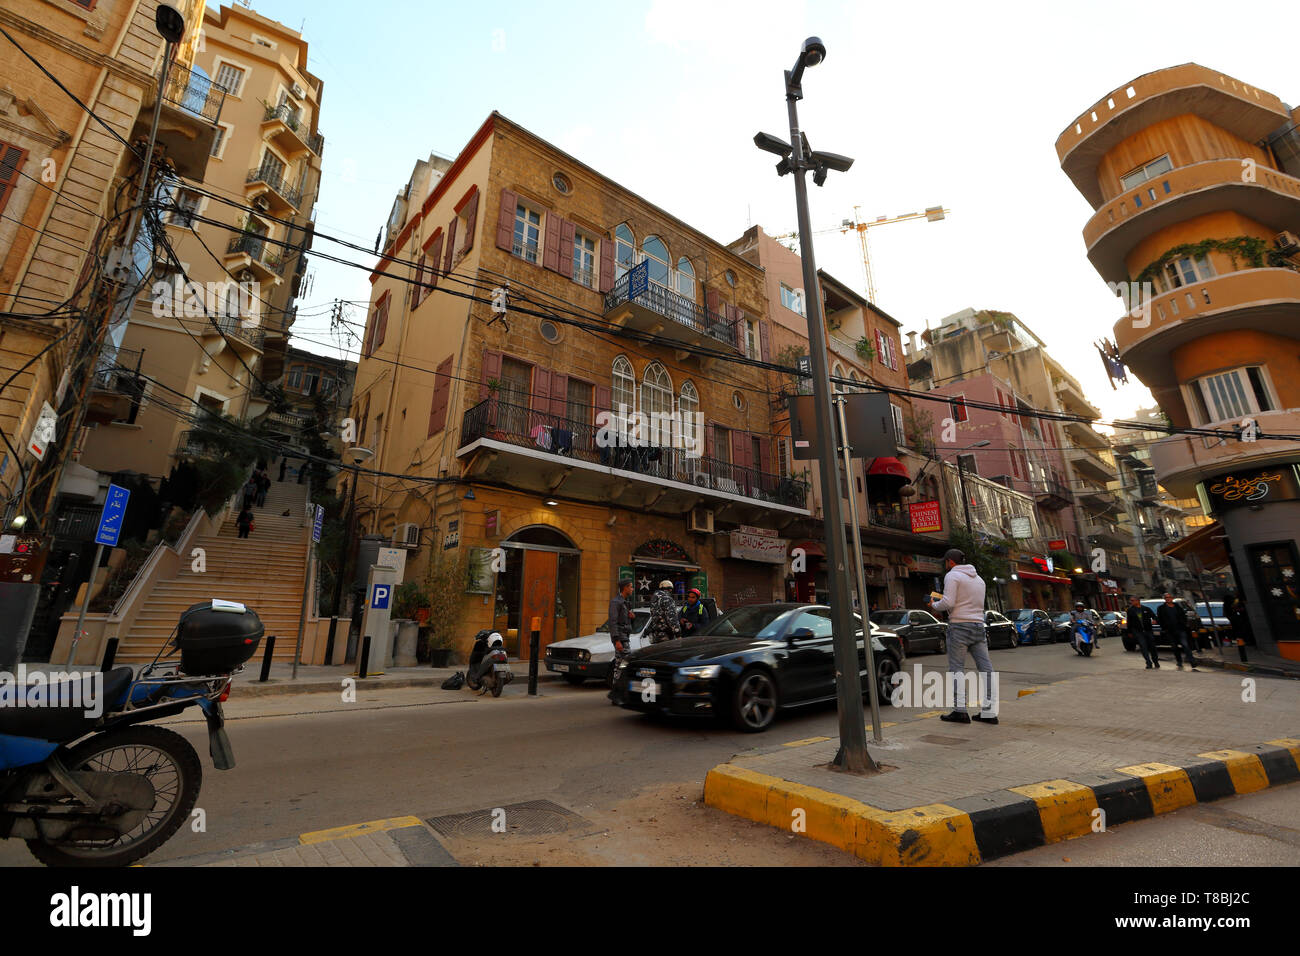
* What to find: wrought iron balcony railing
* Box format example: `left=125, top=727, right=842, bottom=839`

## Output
left=246, top=163, right=302, bottom=208
left=226, top=233, right=285, bottom=275
left=161, top=61, right=225, bottom=124
left=460, top=397, right=807, bottom=508
left=603, top=272, right=740, bottom=349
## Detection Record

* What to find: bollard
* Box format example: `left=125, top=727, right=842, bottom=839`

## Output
left=528, top=624, right=540, bottom=696
left=359, top=635, right=372, bottom=680
left=101, top=637, right=119, bottom=673
left=1238, top=637, right=1248, bottom=663
left=258, top=635, right=277, bottom=682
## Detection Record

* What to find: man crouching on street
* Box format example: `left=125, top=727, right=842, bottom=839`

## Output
left=930, top=548, right=999, bottom=725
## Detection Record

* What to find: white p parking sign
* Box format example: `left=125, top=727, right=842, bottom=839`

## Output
left=371, top=583, right=391, bottom=610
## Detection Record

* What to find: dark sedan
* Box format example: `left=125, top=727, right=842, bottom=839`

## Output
left=615, top=603, right=906, bottom=733
left=984, top=610, right=1018, bottom=649
left=1006, top=608, right=1054, bottom=645
left=869, top=608, right=946, bottom=655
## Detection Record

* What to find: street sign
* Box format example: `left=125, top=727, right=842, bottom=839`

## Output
left=796, top=356, right=813, bottom=395
left=627, top=260, right=649, bottom=300
left=311, top=504, right=324, bottom=543
left=371, top=582, right=391, bottom=610
left=28, top=401, right=58, bottom=461
left=94, top=484, right=130, bottom=548
left=1010, top=515, right=1032, bottom=539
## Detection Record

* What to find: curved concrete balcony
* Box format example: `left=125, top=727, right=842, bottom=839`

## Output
left=1114, top=268, right=1300, bottom=389
left=1148, top=409, right=1300, bottom=497
left=1056, top=63, right=1289, bottom=209
left=1083, top=159, right=1300, bottom=285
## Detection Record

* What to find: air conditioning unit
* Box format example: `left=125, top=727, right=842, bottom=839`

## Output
left=687, top=507, right=714, bottom=535
left=392, top=522, right=421, bottom=549
left=252, top=194, right=269, bottom=211
left=290, top=82, right=306, bottom=99
left=1274, top=231, right=1300, bottom=255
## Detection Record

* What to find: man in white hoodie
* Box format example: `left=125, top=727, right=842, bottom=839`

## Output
left=929, top=548, right=999, bottom=725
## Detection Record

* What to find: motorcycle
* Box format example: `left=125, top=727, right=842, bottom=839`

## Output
left=465, top=630, right=513, bottom=698
left=1072, top=618, right=1095, bottom=657
left=0, top=600, right=258, bottom=867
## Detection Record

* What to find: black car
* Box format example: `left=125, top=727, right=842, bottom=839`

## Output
left=984, top=610, right=1018, bottom=649
left=1050, top=611, right=1074, bottom=643
left=1006, top=608, right=1054, bottom=645
left=616, top=603, right=906, bottom=733
left=869, top=608, right=947, bottom=655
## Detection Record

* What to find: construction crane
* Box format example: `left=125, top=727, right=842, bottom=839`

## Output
left=776, top=204, right=948, bottom=304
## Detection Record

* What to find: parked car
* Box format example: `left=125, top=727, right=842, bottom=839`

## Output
left=1006, top=608, right=1053, bottom=645
left=1049, top=612, right=1074, bottom=643
left=1134, top=598, right=1203, bottom=650
left=545, top=608, right=651, bottom=685
left=868, top=608, right=947, bottom=655
left=1195, top=601, right=1232, bottom=639
left=1100, top=611, right=1124, bottom=637
left=984, top=610, right=1018, bottom=649
left=616, top=603, right=906, bottom=733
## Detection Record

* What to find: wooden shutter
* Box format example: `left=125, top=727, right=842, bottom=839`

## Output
left=374, top=294, right=389, bottom=349
left=362, top=313, right=375, bottom=357
left=595, top=384, right=611, bottom=423
left=758, top=436, right=772, bottom=476
left=875, top=329, right=885, bottom=365
left=542, top=212, right=563, bottom=272
left=444, top=218, right=457, bottom=273
left=733, top=306, right=747, bottom=354
left=428, top=356, right=453, bottom=436
left=598, top=236, right=615, bottom=292
left=532, top=367, right=551, bottom=416
left=0, top=143, right=27, bottom=218
left=559, top=220, right=576, bottom=279
left=459, top=188, right=479, bottom=254
left=480, top=349, right=502, bottom=398
left=495, top=188, right=517, bottom=250
left=427, top=231, right=444, bottom=288
left=759, top=320, right=771, bottom=362
left=550, top=372, right=569, bottom=419
left=706, top=288, right=721, bottom=319
left=705, top=422, right=717, bottom=461
left=730, top=429, right=747, bottom=471
left=412, top=255, right=426, bottom=308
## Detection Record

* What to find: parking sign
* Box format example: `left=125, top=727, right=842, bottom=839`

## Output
left=371, top=583, right=391, bottom=610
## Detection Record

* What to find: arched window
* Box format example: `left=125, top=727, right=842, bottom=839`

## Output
left=615, top=224, right=635, bottom=279
left=642, top=361, right=673, bottom=419
left=642, top=236, right=670, bottom=289
left=848, top=369, right=860, bottom=393
left=679, top=380, right=699, bottom=453
left=832, top=362, right=846, bottom=393
left=612, top=356, right=635, bottom=416
left=675, top=257, right=695, bottom=300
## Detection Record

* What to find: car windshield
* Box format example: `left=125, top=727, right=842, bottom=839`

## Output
left=701, top=605, right=794, bottom=639
left=872, top=611, right=907, bottom=625
left=1007, top=609, right=1036, bottom=622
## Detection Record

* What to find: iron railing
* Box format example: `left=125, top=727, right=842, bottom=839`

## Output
left=512, top=238, right=540, bottom=264
left=867, top=508, right=913, bottom=533
left=53, top=504, right=103, bottom=541
left=262, top=104, right=324, bottom=156
left=460, top=397, right=808, bottom=508
left=604, top=272, right=740, bottom=349
left=226, top=233, right=286, bottom=275
left=212, top=317, right=264, bottom=349
left=91, top=347, right=143, bottom=391
left=246, top=162, right=302, bottom=208
left=161, top=61, right=225, bottom=124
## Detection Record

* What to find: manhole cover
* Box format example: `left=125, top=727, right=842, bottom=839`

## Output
left=918, top=734, right=970, bottom=746
left=427, top=799, right=587, bottom=838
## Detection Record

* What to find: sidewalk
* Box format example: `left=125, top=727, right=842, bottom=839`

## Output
left=703, top=665, right=1300, bottom=866
left=1190, top=646, right=1300, bottom=680
left=227, top=661, right=563, bottom=697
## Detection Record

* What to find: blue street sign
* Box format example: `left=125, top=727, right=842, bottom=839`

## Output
left=94, top=483, right=130, bottom=547
left=628, top=260, right=649, bottom=300
left=371, top=583, right=391, bottom=610
left=311, top=504, right=324, bottom=543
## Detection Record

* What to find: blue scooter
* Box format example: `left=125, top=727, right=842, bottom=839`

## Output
left=1072, top=615, right=1096, bottom=657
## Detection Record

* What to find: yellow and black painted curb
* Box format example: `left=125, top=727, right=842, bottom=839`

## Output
left=702, top=737, right=1300, bottom=866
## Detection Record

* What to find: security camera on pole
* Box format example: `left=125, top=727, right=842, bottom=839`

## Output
left=755, top=38, right=875, bottom=773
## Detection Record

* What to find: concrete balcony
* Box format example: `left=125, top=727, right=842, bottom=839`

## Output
left=1148, top=408, right=1300, bottom=497
left=1114, top=268, right=1300, bottom=390
left=1056, top=63, right=1289, bottom=209
left=1083, top=159, right=1300, bottom=284
left=224, top=234, right=286, bottom=282
left=1063, top=418, right=1108, bottom=450
left=1067, top=445, right=1117, bottom=483
left=603, top=273, right=740, bottom=353
left=1085, top=521, right=1132, bottom=550
left=135, top=61, right=226, bottom=181
left=1054, top=378, right=1101, bottom=419
left=245, top=163, right=302, bottom=215
left=260, top=104, right=321, bottom=159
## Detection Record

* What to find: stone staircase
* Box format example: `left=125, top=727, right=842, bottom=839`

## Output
left=117, top=477, right=312, bottom=663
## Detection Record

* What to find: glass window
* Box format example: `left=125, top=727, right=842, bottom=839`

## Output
left=573, top=232, right=597, bottom=288
left=214, top=62, right=246, bottom=95
left=566, top=378, right=592, bottom=428
left=615, top=224, right=635, bottom=278
left=286, top=367, right=303, bottom=389
left=612, top=356, right=635, bottom=417
left=675, top=258, right=695, bottom=299
left=1195, top=367, right=1273, bottom=423
left=513, top=204, right=541, bottom=263
left=679, top=381, right=699, bottom=453
left=642, top=362, right=673, bottom=420
left=642, top=235, right=669, bottom=288
left=788, top=609, right=833, bottom=638
left=891, top=404, right=905, bottom=446
left=832, top=363, right=846, bottom=394
left=745, top=319, right=759, bottom=360
left=1120, top=154, right=1172, bottom=191
left=780, top=283, right=804, bottom=316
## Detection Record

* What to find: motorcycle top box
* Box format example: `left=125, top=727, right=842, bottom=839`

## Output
left=174, top=600, right=263, bottom=673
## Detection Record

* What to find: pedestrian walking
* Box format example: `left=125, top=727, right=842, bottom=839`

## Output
left=679, top=588, right=712, bottom=636
left=646, top=580, right=681, bottom=644
left=278, top=457, right=287, bottom=482
left=236, top=506, right=254, bottom=539
left=930, top=548, right=998, bottom=724
left=241, top=477, right=257, bottom=511
left=1125, top=595, right=1160, bottom=669
left=1156, top=593, right=1198, bottom=670
left=254, top=468, right=270, bottom=507
left=607, top=579, right=636, bottom=702
left=1225, top=592, right=1253, bottom=646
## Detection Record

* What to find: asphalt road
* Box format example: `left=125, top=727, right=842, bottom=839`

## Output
left=1, top=638, right=1294, bottom=867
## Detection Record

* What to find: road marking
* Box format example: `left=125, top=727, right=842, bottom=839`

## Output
left=1115, top=762, right=1197, bottom=815
left=1198, top=749, right=1269, bottom=795
left=300, top=815, right=425, bottom=845
left=1008, top=780, right=1098, bottom=843
left=783, top=736, right=832, bottom=747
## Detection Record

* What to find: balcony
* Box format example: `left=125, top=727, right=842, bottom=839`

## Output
left=457, top=398, right=809, bottom=523
left=86, top=347, right=144, bottom=425
left=1077, top=483, right=1122, bottom=513
left=201, top=316, right=264, bottom=352
left=1086, top=521, right=1132, bottom=549
left=1063, top=418, right=1108, bottom=449
left=1148, top=408, right=1300, bottom=497
left=1083, top=159, right=1300, bottom=284
left=1056, top=64, right=1290, bottom=208
left=603, top=273, right=740, bottom=352
left=224, top=233, right=286, bottom=282
left=245, top=163, right=302, bottom=214
left=1067, top=445, right=1117, bottom=483
left=136, top=61, right=226, bottom=181
left=1054, top=378, right=1100, bottom=419
left=260, top=104, right=321, bottom=158
left=1035, top=477, right=1073, bottom=511
left=1114, top=268, right=1300, bottom=388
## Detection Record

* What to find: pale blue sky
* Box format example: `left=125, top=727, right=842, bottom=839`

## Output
left=241, top=0, right=1297, bottom=423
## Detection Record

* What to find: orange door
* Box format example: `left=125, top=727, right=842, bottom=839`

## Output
left=520, top=549, right=558, bottom=659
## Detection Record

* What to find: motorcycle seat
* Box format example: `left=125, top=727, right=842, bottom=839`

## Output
left=0, top=666, right=134, bottom=743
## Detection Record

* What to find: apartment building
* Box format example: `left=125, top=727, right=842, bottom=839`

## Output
left=1056, top=63, right=1300, bottom=655
left=351, top=113, right=803, bottom=660
left=727, top=225, right=951, bottom=609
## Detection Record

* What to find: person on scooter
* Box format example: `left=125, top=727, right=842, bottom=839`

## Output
left=1069, top=602, right=1094, bottom=654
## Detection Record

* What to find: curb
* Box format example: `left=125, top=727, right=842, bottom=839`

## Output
left=231, top=671, right=563, bottom=698
left=703, top=736, right=1300, bottom=866
left=1193, top=656, right=1300, bottom=681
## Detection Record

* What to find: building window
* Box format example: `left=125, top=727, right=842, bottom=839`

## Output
left=512, top=203, right=541, bottom=263
left=286, top=366, right=303, bottom=390
left=777, top=438, right=790, bottom=478
left=745, top=319, right=759, bottom=360
left=831, top=362, right=846, bottom=394
left=957, top=453, right=978, bottom=477
left=642, top=236, right=670, bottom=289
left=614, top=224, right=635, bottom=279
left=780, top=283, right=804, bottom=316
left=552, top=172, right=571, bottom=194
left=1191, top=366, right=1274, bottom=424
left=210, top=125, right=228, bottom=158
left=303, top=370, right=321, bottom=395
left=214, top=62, right=247, bottom=96
left=679, top=381, right=699, bottom=453
left=724, top=270, right=737, bottom=287
left=539, top=319, right=561, bottom=343
left=890, top=404, right=905, bottom=447
left=675, top=257, right=695, bottom=300
left=875, top=329, right=899, bottom=370
left=642, top=362, right=673, bottom=419
left=951, top=394, right=969, bottom=423
left=732, top=390, right=745, bottom=411
left=1120, top=154, right=1173, bottom=191
left=168, top=188, right=201, bottom=226
left=1157, top=254, right=1214, bottom=292
left=612, top=356, right=635, bottom=416
left=0, top=141, right=28, bottom=219
left=572, top=231, right=597, bottom=288
left=566, top=378, right=592, bottom=428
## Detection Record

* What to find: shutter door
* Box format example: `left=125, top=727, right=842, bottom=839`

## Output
left=481, top=350, right=502, bottom=398
left=759, top=320, right=771, bottom=362
left=0, top=144, right=27, bottom=216
left=495, top=189, right=517, bottom=250
left=427, top=232, right=444, bottom=287
left=598, top=236, right=615, bottom=292
left=460, top=188, right=479, bottom=254
left=550, top=372, right=569, bottom=419
left=543, top=213, right=562, bottom=272
left=428, top=356, right=453, bottom=436
left=533, top=367, right=551, bottom=419
left=444, top=218, right=457, bottom=273
left=559, top=220, right=576, bottom=279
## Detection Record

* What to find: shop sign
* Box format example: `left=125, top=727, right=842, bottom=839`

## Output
left=466, top=547, right=495, bottom=594
left=729, top=529, right=788, bottom=564
left=1009, top=516, right=1032, bottom=539
left=688, top=571, right=708, bottom=596
left=912, top=555, right=945, bottom=574
left=443, top=519, right=459, bottom=550
left=908, top=500, right=942, bottom=534
left=1048, top=539, right=1067, bottom=551
left=485, top=510, right=499, bottom=536
left=1200, top=465, right=1300, bottom=514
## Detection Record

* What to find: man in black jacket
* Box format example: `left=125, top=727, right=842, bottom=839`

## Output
left=607, top=579, right=636, bottom=702
left=1126, top=595, right=1159, bottom=669
left=1156, top=593, right=1197, bottom=670
left=679, top=588, right=712, bottom=636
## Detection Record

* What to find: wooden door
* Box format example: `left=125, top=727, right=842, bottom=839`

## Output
left=521, top=549, right=559, bottom=658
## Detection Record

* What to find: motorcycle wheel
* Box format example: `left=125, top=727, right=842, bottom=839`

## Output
left=466, top=672, right=482, bottom=691
left=1081, top=641, right=1093, bottom=657
left=26, top=725, right=202, bottom=868
left=489, top=673, right=503, bottom=698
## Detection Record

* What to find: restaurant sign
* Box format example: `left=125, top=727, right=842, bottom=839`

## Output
left=908, top=500, right=943, bottom=534
left=729, top=527, right=788, bottom=564
left=1200, top=464, right=1300, bottom=514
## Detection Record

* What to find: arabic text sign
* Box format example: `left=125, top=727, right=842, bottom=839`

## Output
left=94, top=484, right=130, bottom=547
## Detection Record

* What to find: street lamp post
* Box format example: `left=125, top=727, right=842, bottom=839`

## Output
left=323, top=446, right=373, bottom=665
left=949, top=440, right=990, bottom=533
left=756, top=38, right=873, bottom=773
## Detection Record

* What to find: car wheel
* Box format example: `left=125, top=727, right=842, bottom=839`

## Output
left=564, top=674, right=586, bottom=686
left=875, top=656, right=899, bottom=706
left=730, top=669, right=778, bottom=733
left=935, top=634, right=946, bottom=655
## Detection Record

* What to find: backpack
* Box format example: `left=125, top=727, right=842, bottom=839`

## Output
left=440, top=671, right=465, bottom=690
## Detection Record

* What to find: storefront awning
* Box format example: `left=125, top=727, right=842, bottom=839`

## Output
left=1015, top=570, right=1073, bottom=584
left=867, top=457, right=909, bottom=481
left=1161, top=520, right=1230, bottom=571
left=790, top=540, right=826, bottom=557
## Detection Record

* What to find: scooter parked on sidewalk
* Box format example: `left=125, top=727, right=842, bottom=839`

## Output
left=465, top=630, right=513, bottom=698
left=0, top=600, right=258, bottom=866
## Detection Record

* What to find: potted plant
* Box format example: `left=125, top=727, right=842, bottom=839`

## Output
left=855, top=336, right=876, bottom=362
left=391, top=581, right=425, bottom=666
left=423, top=553, right=469, bottom=667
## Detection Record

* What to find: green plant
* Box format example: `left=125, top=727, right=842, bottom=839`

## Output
left=485, top=377, right=503, bottom=394
left=1050, top=549, right=1078, bottom=572
left=1133, top=236, right=1270, bottom=287
left=776, top=344, right=809, bottom=392
left=393, top=581, right=427, bottom=620
left=904, top=409, right=936, bottom=457
left=855, top=336, right=876, bottom=361
left=88, top=541, right=152, bottom=613
left=949, top=526, right=1011, bottom=583
left=423, top=553, right=470, bottom=650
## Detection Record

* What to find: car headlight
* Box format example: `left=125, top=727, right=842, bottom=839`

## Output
left=577, top=649, right=590, bottom=662
left=678, top=665, right=720, bottom=679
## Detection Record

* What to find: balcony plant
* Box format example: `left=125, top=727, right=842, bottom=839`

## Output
left=855, top=336, right=876, bottom=362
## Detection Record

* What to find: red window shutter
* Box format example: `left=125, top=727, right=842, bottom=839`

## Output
left=705, top=423, right=716, bottom=461
left=559, top=219, right=576, bottom=279
left=550, top=372, right=569, bottom=419
left=758, top=436, right=772, bottom=476
left=595, top=384, right=611, bottom=421
left=598, top=237, right=615, bottom=292
left=374, top=295, right=389, bottom=349
left=875, top=329, right=885, bottom=364
left=0, top=143, right=27, bottom=218
left=428, top=356, right=453, bottom=436
left=444, top=218, right=457, bottom=273
left=427, top=232, right=444, bottom=288
left=706, top=288, right=721, bottom=318
left=481, top=349, right=502, bottom=399
left=730, top=430, right=748, bottom=471
left=759, top=320, right=771, bottom=362
left=459, top=188, right=479, bottom=254
left=732, top=306, right=746, bottom=354
left=495, top=189, right=517, bottom=251
left=413, top=255, right=426, bottom=308
left=533, top=367, right=551, bottom=414
left=542, top=212, right=562, bottom=272
left=363, top=314, right=375, bottom=357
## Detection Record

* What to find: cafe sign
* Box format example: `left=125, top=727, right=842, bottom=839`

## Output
left=1200, top=464, right=1300, bottom=514
left=908, top=500, right=943, bottom=534
left=729, top=528, right=788, bottom=564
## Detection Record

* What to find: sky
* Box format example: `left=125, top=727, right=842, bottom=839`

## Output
left=241, top=0, right=1296, bottom=425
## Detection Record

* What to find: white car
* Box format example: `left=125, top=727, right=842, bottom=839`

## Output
left=545, top=608, right=652, bottom=685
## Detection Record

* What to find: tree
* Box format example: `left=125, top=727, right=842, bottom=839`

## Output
left=949, top=526, right=1011, bottom=584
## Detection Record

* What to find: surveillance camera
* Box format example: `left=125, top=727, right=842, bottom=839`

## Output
left=802, top=37, right=826, bottom=66
left=810, top=150, right=854, bottom=173
left=753, top=131, right=792, bottom=157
